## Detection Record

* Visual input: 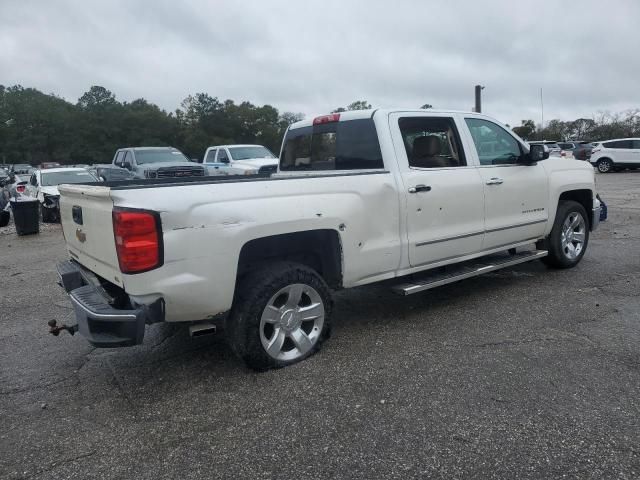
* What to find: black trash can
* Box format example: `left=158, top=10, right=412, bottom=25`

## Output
left=10, top=199, right=40, bottom=235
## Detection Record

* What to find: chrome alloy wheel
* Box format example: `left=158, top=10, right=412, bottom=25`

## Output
left=597, top=159, right=611, bottom=173
left=259, top=284, right=325, bottom=361
left=561, top=212, right=586, bottom=260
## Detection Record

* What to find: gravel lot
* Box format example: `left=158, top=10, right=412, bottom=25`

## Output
left=1, top=172, right=639, bottom=479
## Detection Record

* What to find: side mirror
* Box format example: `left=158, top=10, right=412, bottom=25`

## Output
left=527, top=144, right=549, bottom=163
left=123, top=161, right=132, bottom=170
left=220, top=158, right=230, bottom=164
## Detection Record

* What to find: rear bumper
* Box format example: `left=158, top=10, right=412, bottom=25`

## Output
left=56, top=260, right=164, bottom=347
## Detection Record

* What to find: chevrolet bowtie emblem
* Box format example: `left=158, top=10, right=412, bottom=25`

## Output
left=75, top=228, right=86, bottom=243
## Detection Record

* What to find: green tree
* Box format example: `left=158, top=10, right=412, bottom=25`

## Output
left=332, top=100, right=372, bottom=113
left=512, top=119, right=536, bottom=140
left=77, top=86, right=117, bottom=110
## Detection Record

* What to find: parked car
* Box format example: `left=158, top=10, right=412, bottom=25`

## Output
left=54, top=108, right=601, bottom=370
left=0, top=172, right=11, bottom=227
left=0, top=170, right=28, bottom=226
left=202, top=144, right=278, bottom=175
left=39, top=162, right=61, bottom=169
left=10, top=163, right=32, bottom=174
left=557, top=142, right=593, bottom=161
left=26, top=167, right=98, bottom=222
left=528, top=141, right=562, bottom=157
left=88, top=164, right=136, bottom=182
left=590, top=138, right=640, bottom=173
left=112, top=147, right=204, bottom=179
left=0, top=169, right=27, bottom=198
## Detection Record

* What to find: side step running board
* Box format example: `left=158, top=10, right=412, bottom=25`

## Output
left=392, top=250, right=548, bottom=296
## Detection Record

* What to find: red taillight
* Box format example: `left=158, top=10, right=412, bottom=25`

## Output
left=16, top=185, right=25, bottom=193
left=112, top=209, right=162, bottom=274
left=313, top=113, right=340, bottom=125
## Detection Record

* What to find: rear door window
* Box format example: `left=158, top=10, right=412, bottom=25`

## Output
left=205, top=149, right=217, bottom=163
left=114, top=151, right=124, bottom=167
left=217, top=149, right=229, bottom=162
left=604, top=140, right=633, bottom=149
left=398, top=116, right=466, bottom=168
left=280, top=119, right=383, bottom=171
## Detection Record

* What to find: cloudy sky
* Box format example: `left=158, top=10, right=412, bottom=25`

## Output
left=1, top=0, right=639, bottom=126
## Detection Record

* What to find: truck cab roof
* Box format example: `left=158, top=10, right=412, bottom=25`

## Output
left=290, top=109, right=496, bottom=129
left=116, top=146, right=181, bottom=152
left=208, top=144, right=266, bottom=149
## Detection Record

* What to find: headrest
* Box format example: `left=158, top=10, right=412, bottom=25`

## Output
left=413, top=136, right=441, bottom=158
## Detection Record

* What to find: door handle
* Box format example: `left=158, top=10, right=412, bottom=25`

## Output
left=486, top=177, right=504, bottom=185
left=408, top=184, right=431, bottom=193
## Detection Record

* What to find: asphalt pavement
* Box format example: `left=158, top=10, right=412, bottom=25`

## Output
left=1, top=172, right=639, bottom=479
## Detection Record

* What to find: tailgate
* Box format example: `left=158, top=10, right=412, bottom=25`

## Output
left=58, top=184, right=123, bottom=287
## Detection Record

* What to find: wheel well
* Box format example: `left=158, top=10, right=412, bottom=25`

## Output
left=559, top=190, right=593, bottom=228
left=237, top=230, right=343, bottom=289
left=597, top=157, right=613, bottom=163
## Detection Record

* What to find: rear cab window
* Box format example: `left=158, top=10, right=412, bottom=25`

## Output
left=280, top=118, right=384, bottom=171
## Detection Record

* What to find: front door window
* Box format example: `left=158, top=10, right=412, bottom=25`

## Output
left=465, top=118, right=522, bottom=166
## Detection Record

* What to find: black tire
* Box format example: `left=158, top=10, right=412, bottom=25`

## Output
left=40, top=205, right=60, bottom=223
left=225, top=261, right=333, bottom=371
left=0, top=210, right=9, bottom=228
left=596, top=158, right=613, bottom=173
left=40, top=205, right=52, bottom=223
left=539, top=200, right=589, bottom=269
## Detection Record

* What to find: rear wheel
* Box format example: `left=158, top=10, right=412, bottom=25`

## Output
left=225, top=262, right=332, bottom=371
left=540, top=201, right=589, bottom=269
left=596, top=158, right=612, bottom=173
left=40, top=205, right=58, bottom=223
left=40, top=205, right=51, bottom=223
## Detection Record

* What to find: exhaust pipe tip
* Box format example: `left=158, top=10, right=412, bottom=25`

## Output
left=189, top=323, right=217, bottom=338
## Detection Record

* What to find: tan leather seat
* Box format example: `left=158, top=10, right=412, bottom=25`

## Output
left=411, top=136, right=450, bottom=168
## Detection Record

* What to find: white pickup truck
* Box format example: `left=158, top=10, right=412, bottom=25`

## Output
left=54, top=109, right=600, bottom=370
left=202, top=144, right=278, bottom=176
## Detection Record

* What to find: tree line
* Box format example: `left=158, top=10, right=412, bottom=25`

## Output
left=1, top=84, right=638, bottom=165
left=0, top=85, right=307, bottom=165
left=511, top=110, right=640, bottom=142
